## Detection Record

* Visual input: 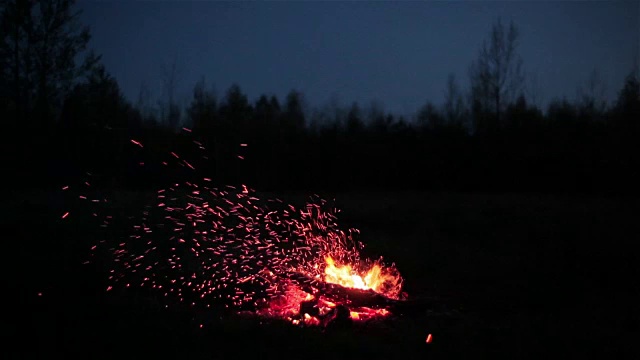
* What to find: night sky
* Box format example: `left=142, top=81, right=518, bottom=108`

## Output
left=80, top=1, right=639, bottom=117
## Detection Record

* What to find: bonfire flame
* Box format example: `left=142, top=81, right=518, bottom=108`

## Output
left=71, top=135, right=404, bottom=327
left=258, top=255, right=402, bottom=325
left=323, top=256, right=402, bottom=299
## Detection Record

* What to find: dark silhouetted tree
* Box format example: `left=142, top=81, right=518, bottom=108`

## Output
left=216, top=84, right=253, bottom=184
left=0, top=0, right=99, bottom=126
left=469, top=17, right=524, bottom=133
left=61, top=64, right=133, bottom=129
left=369, top=111, right=393, bottom=135
left=159, top=60, right=182, bottom=130
left=416, top=101, right=444, bottom=131
left=365, top=100, right=385, bottom=126
left=308, top=107, right=326, bottom=135
left=345, top=101, right=364, bottom=135
left=576, top=69, right=607, bottom=122
left=525, top=70, right=544, bottom=110
left=187, top=76, right=217, bottom=134
left=613, top=70, right=640, bottom=120
left=504, top=94, right=543, bottom=134
left=390, top=115, right=411, bottom=135
left=281, top=89, right=305, bottom=135
left=59, top=64, right=140, bottom=186
left=611, top=70, right=640, bottom=141
left=135, top=81, right=158, bottom=126
left=219, top=84, right=251, bottom=123
left=269, top=95, right=281, bottom=116
left=546, top=97, right=576, bottom=121
left=253, top=94, right=281, bottom=137
left=443, top=73, right=467, bottom=129
left=324, top=94, right=346, bottom=133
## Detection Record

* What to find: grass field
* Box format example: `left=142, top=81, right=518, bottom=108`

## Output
left=6, top=189, right=639, bottom=359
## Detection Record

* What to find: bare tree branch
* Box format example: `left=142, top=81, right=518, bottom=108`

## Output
left=469, top=17, right=524, bottom=131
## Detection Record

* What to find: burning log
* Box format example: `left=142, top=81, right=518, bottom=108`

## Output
left=314, top=282, right=396, bottom=308
left=283, top=270, right=393, bottom=307
left=318, top=283, right=446, bottom=316
left=284, top=270, right=444, bottom=317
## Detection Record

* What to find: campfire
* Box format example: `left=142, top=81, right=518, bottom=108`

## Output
left=255, top=255, right=403, bottom=326
left=65, top=135, right=407, bottom=327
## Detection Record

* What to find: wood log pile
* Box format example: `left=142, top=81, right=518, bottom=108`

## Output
left=285, top=271, right=446, bottom=319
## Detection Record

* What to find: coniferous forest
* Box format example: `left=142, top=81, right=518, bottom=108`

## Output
left=1, top=1, right=638, bottom=195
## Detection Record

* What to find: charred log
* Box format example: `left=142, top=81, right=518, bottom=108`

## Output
left=299, top=299, right=320, bottom=317
left=284, top=270, right=446, bottom=316
left=316, top=282, right=396, bottom=308
left=286, top=272, right=450, bottom=316
left=283, top=271, right=394, bottom=307
left=324, top=304, right=353, bottom=329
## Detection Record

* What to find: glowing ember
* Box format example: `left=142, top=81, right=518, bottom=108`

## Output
left=426, top=333, right=433, bottom=344
left=68, top=133, right=404, bottom=326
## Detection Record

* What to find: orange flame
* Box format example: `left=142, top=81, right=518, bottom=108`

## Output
left=323, top=256, right=402, bottom=299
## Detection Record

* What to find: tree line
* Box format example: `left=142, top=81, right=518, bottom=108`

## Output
left=1, top=1, right=638, bottom=194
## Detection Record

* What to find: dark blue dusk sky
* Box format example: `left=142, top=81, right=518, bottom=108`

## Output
left=79, top=1, right=639, bottom=117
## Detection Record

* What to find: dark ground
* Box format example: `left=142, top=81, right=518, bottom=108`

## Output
left=5, top=189, right=639, bottom=359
